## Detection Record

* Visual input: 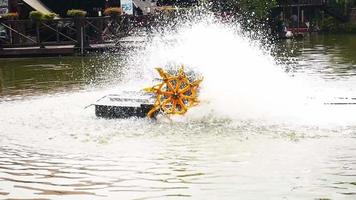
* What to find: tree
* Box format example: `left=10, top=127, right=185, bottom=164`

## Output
left=238, top=0, right=277, bottom=19
left=208, top=0, right=277, bottom=20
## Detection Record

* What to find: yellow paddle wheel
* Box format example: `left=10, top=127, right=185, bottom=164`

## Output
left=144, top=66, right=203, bottom=118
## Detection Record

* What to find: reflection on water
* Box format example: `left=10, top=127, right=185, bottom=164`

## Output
left=0, top=56, right=125, bottom=99
left=279, top=34, right=356, bottom=79
left=0, top=34, right=356, bottom=199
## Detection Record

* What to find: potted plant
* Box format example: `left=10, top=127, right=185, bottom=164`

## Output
left=29, top=11, right=44, bottom=21
left=42, top=13, right=57, bottom=20
left=0, top=12, right=19, bottom=20
left=29, top=11, right=45, bottom=47
left=67, top=9, right=87, bottom=18
left=104, top=7, right=122, bottom=17
left=67, top=9, right=87, bottom=49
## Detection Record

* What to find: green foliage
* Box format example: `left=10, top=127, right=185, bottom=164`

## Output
left=212, top=0, right=277, bottom=19
left=0, top=12, right=19, bottom=20
left=42, top=13, right=57, bottom=20
left=30, top=11, right=57, bottom=21
left=238, top=0, right=277, bottom=19
left=344, top=23, right=356, bottom=33
left=29, top=11, right=44, bottom=21
left=320, top=16, right=356, bottom=33
left=67, top=9, right=87, bottom=18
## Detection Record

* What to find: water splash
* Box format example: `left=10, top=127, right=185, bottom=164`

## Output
left=120, top=9, right=356, bottom=126
left=0, top=8, right=355, bottom=152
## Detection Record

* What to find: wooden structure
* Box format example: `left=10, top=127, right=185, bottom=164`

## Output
left=275, top=0, right=351, bottom=36
left=0, top=15, right=150, bottom=56
left=277, top=0, right=350, bottom=22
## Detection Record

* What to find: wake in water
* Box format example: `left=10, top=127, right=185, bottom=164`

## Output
left=121, top=9, right=356, bottom=126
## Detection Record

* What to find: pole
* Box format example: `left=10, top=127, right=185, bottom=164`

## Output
left=297, top=0, right=300, bottom=34
left=56, top=24, right=59, bottom=43
left=9, top=23, right=13, bottom=45
left=36, top=22, right=40, bottom=46
left=81, top=26, right=84, bottom=55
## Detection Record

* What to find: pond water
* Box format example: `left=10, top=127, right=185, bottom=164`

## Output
left=0, top=33, right=356, bottom=200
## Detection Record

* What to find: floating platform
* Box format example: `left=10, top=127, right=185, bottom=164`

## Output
left=94, top=92, right=156, bottom=119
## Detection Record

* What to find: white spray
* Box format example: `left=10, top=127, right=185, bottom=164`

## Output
left=125, top=11, right=356, bottom=126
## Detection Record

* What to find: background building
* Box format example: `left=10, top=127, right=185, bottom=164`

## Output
left=5, top=0, right=199, bottom=19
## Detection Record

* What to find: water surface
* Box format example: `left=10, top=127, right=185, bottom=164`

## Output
left=0, top=34, right=356, bottom=199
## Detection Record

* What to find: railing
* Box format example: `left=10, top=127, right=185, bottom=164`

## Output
left=0, top=18, right=79, bottom=47
left=0, top=16, right=151, bottom=48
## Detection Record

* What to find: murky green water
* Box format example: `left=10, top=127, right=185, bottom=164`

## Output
left=0, top=34, right=356, bottom=199
left=279, top=34, right=356, bottom=77
left=0, top=55, right=128, bottom=99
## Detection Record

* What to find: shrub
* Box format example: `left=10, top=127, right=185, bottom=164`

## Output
left=0, top=12, right=19, bottom=20
left=42, top=13, right=57, bottom=20
left=67, top=9, right=87, bottom=18
left=343, top=23, right=356, bottom=33
left=320, top=16, right=340, bottom=32
left=29, top=11, right=44, bottom=21
left=319, top=16, right=356, bottom=33
left=104, top=7, right=122, bottom=16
